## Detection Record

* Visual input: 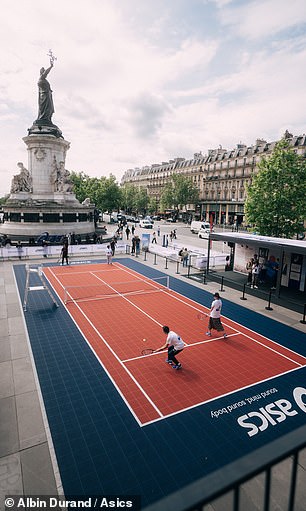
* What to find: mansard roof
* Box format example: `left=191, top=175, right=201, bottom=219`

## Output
left=120, top=131, right=306, bottom=183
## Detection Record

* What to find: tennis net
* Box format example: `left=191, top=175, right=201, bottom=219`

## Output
left=64, top=275, right=170, bottom=304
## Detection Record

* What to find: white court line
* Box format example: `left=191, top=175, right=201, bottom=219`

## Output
left=140, top=365, right=306, bottom=427
left=45, top=267, right=164, bottom=424
left=89, top=271, right=192, bottom=345
left=122, top=333, right=240, bottom=363
left=44, top=264, right=306, bottom=427
left=55, top=267, right=121, bottom=276
left=114, top=262, right=306, bottom=368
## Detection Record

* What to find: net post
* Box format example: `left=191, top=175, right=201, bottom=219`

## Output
left=166, top=276, right=170, bottom=289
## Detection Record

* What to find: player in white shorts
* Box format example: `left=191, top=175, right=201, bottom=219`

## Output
left=154, top=326, right=185, bottom=370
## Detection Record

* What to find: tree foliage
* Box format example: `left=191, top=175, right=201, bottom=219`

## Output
left=70, top=172, right=121, bottom=213
left=135, top=188, right=149, bottom=214
left=121, top=184, right=137, bottom=213
left=0, top=194, right=9, bottom=206
left=245, top=139, right=306, bottom=238
left=160, top=174, right=199, bottom=212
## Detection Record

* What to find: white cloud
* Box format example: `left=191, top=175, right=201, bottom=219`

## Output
left=219, top=0, right=306, bottom=40
left=0, top=0, right=305, bottom=197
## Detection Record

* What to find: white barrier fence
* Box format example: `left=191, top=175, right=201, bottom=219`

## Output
left=148, top=243, right=228, bottom=269
left=0, top=242, right=128, bottom=261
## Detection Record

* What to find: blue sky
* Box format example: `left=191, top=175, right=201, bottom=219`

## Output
left=1, top=0, right=306, bottom=195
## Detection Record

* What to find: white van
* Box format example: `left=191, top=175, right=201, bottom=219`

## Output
left=190, top=221, right=211, bottom=234
left=139, top=219, right=154, bottom=229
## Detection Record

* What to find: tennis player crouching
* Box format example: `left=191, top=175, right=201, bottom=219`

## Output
left=206, top=292, right=227, bottom=338
left=154, top=326, right=185, bottom=370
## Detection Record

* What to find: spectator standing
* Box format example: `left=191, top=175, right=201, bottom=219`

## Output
left=246, top=258, right=253, bottom=286
left=16, top=241, right=22, bottom=260
left=131, top=236, right=137, bottom=255
left=251, top=261, right=259, bottom=289
left=152, top=232, right=157, bottom=244
left=181, top=248, right=189, bottom=267
left=110, top=238, right=116, bottom=256
left=125, top=226, right=130, bottom=240
left=225, top=255, right=231, bottom=271
left=106, top=244, right=112, bottom=265
left=135, top=236, right=140, bottom=255
left=61, top=241, right=69, bottom=265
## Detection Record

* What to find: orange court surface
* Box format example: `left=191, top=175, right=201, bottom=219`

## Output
left=43, top=261, right=306, bottom=426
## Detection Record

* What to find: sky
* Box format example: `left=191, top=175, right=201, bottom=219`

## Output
left=1, top=0, right=306, bottom=196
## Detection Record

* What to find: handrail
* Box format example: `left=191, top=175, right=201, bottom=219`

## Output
left=143, top=424, right=306, bottom=511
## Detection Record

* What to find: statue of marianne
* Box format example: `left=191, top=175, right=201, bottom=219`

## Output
left=36, top=62, right=55, bottom=123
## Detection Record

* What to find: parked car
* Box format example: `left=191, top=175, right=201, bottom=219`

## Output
left=166, top=217, right=176, bottom=223
left=139, top=219, right=154, bottom=229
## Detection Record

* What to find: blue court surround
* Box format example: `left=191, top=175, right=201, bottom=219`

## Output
left=13, top=259, right=306, bottom=507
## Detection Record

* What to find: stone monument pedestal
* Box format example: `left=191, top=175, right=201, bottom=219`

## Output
left=1, top=59, right=96, bottom=242
left=1, top=134, right=95, bottom=241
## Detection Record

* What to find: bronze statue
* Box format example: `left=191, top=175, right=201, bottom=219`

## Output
left=37, top=63, right=54, bottom=123
left=36, top=50, right=57, bottom=124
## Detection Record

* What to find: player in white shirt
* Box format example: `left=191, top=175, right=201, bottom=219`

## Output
left=105, top=244, right=112, bottom=264
left=154, top=326, right=185, bottom=369
left=206, top=292, right=227, bottom=338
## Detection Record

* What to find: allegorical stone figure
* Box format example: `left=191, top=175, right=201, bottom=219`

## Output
left=50, top=158, right=73, bottom=192
left=10, top=162, right=32, bottom=193
left=36, top=62, right=55, bottom=123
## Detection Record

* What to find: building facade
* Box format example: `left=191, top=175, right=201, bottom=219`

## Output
left=121, top=131, right=306, bottom=225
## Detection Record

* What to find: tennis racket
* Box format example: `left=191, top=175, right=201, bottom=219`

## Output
left=197, top=312, right=208, bottom=321
left=141, top=348, right=155, bottom=355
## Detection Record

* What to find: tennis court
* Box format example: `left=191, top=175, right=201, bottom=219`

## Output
left=13, top=258, right=306, bottom=507
left=43, top=262, right=306, bottom=427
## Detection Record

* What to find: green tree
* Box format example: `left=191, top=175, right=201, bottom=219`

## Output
left=70, top=171, right=91, bottom=203
left=148, top=196, right=159, bottom=214
left=245, top=139, right=306, bottom=237
left=121, top=184, right=137, bottom=213
left=160, top=174, right=199, bottom=214
left=0, top=194, right=9, bottom=206
left=70, top=172, right=121, bottom=215
left=135, top=188, right=149, bottom=214
left=101, top=175, right=122, bottom=213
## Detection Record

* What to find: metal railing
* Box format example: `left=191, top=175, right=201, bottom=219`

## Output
left=142, top=424, right=306, bottom=511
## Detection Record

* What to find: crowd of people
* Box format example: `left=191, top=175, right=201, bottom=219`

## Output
left=246, top=254, right=279, bottom=290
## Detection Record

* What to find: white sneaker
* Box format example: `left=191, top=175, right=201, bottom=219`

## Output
left=206, top=332, right=211, bottom=336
